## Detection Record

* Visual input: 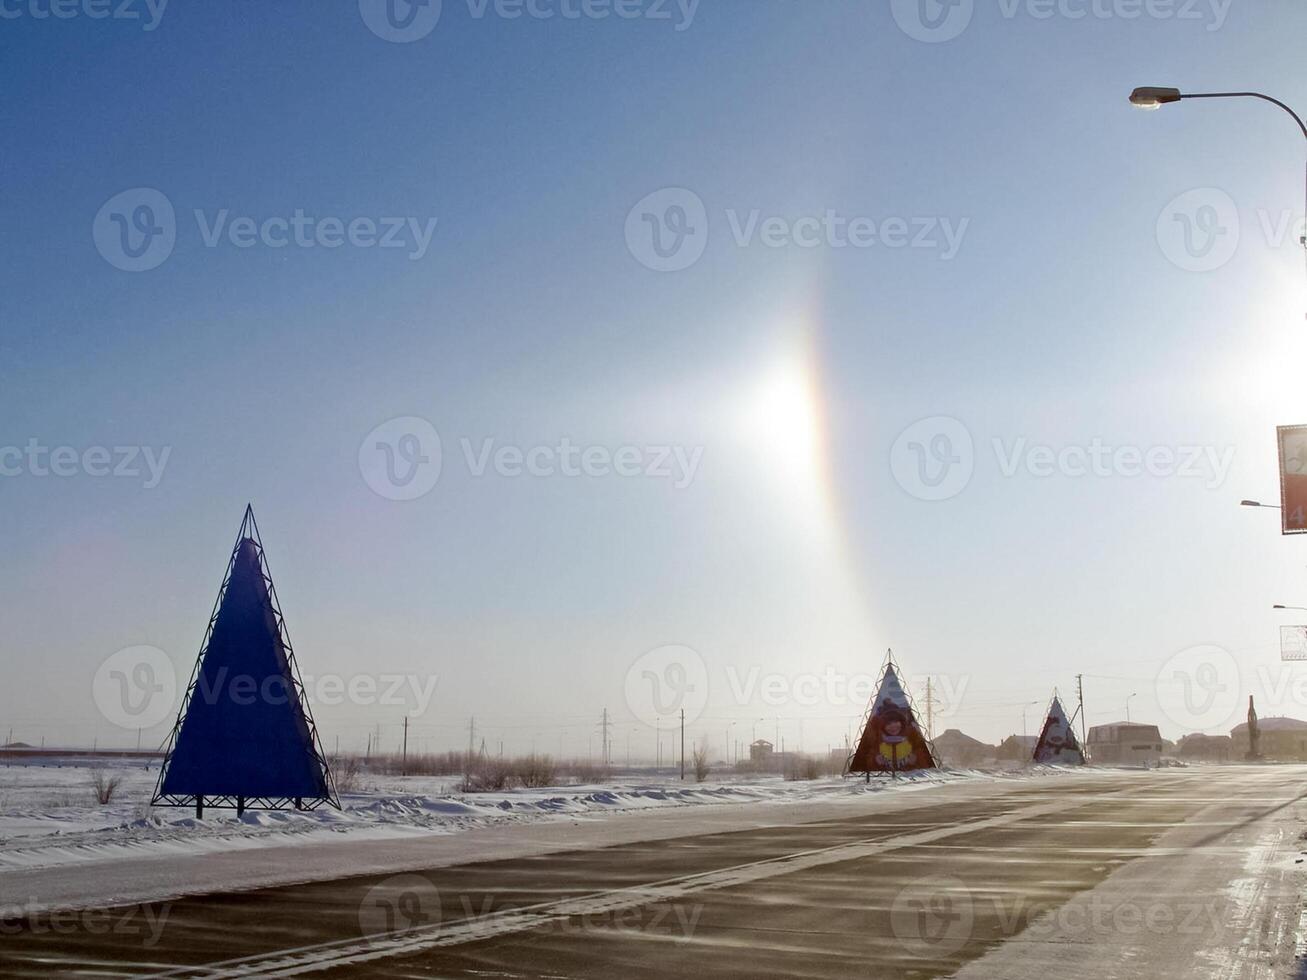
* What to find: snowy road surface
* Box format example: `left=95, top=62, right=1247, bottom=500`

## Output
left=1, top=766, right=1305, bottom=978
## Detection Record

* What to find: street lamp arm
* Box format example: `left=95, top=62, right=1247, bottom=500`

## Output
left=1178, top=92, right=1307, bottom=142
left=1130, top=87, right=1307, bottom=260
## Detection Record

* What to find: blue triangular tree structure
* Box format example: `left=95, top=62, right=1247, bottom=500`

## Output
left=153, top=506, right=338, bottom=814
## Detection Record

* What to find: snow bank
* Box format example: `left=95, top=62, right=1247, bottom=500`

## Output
left=0, top=756, right=1073, bottom=875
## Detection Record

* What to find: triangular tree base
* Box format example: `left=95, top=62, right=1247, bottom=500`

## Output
left=1032, top=693, right=1085, bottom=765
left=846, top=650, right=938, bottom=775
left=153, top=507, right=338, bottom=813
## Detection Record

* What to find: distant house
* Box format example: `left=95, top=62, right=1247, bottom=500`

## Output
left=1231, top=717, right=1307, bottom=760
left=1176, top=733, right=1232, bottom=762
left=995, top=735, right=1038, bottom=762
left=749, top=739, right=775, bottom=765
left=933, top=729, right=993, bottom=767
left=1087, top=722, right=1162, bottom=765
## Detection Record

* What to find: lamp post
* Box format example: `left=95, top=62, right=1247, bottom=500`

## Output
left=1126, top=692, right=1137, bottom=723
left=1129, top=87, right=1307, bottom=265
left=1021, top=700, right=1039, bottom=738
left=1241, top=500, right=1281, bottom=510
left=1274, top=604, right=1307, bottom=612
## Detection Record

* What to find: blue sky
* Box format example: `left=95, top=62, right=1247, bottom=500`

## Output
left=2, top=1, right=1306, bottom=756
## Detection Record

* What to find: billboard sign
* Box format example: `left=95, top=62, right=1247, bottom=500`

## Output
left=847, top=662, right=937, bottom=774
left=1278, top=425, right=1307, bottom=534
left=1281, top=625, right=1307, bottom=662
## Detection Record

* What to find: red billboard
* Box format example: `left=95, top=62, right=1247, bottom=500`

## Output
left=1278, top=425, right=1307, bottom=534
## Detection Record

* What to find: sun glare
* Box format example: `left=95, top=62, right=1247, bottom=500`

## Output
left=735, top=337, right=835, bottom=541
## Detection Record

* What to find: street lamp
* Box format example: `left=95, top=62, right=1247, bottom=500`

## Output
left=1274, top=604, right=1307, bottom=612
left=1129, top=86, right=1307, bottom=258
left=1242, top=500, right=1281, bottom=509
left=1126, top=692, right=1137, bottom=723
left=1129, top=87, right=1307, bottom=139
left=1021, top=700, right=1040, bottom=738
left=1129, top=87, right=1183, bottom=110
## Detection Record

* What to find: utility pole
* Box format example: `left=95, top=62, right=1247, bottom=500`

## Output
left=465, top=716, right=476, bottom=782
left=1075, top=674, right=1087, bottom=749
left=924, top=677, right=937, bottom=741
left=600, top=708, right=611, bottom=768
left=680, top=708, right=685, bottom=781
left=402, top=717, right=409, bottom=776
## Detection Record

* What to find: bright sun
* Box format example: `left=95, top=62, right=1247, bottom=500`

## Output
left=734, top=337, right=834, bottom=540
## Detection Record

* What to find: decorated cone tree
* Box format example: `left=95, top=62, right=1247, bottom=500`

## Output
left=1032, top=693, right=1086, bottom=766
left=846, top=650, right=938, bottom=779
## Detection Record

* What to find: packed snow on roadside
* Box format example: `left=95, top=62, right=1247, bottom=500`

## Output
left=0, top=754, right=1075, bottom=873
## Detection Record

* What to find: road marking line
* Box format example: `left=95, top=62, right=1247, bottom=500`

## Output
left=139, top=795, right=1101, bottom=979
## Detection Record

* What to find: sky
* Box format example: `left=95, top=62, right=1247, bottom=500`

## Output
left=2, top=0, right=1306, bottom=760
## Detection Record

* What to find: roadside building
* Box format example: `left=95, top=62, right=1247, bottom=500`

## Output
left=933, top=728, right=994, bottom=767
left=1231, top=717, right=1307, bottom=760
left=995, top=735, right=1038, bottom=762
left=1175, top=733, right=1232, bottom=762
left=1086, top=722, right=1163, bottom=765
left=749, top=739, right=775, bottom=766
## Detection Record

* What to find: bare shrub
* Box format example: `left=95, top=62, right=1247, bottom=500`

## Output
left=692, top=744, right=710, bottom=782
left=361, top=751, right=564, bottom=790
left=460, top=757, right=513, bottom=792
left=784, top=756, right=829, bottom=781
left=513, top=754, right=558, bottom=788
left=331, top=755, right=364, bottom=794
left=565, top=761, right=610, bottom=784
left=370, top=751, right=465, bottom=777
left=89, top=769, right=124, bottom=805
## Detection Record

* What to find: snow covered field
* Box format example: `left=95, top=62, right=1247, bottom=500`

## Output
left=0, top=754, right=1054, bottom=875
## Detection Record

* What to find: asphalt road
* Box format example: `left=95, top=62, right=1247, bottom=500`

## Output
left=3, top=767, right=1306, bottom=979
